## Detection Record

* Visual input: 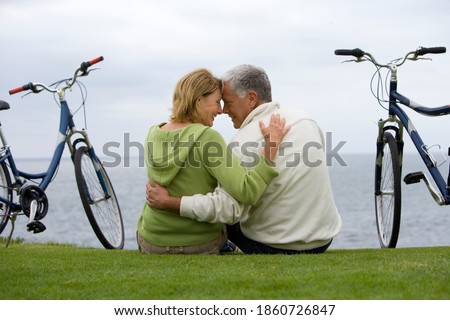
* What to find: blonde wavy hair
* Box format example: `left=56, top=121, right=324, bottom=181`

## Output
left=170, top=68, right=222, bottom=123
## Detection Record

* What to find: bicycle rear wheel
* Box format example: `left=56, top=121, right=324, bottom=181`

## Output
left=74, top=146, right=124, bottom=249
left=374, top=131, right=401, bottom=248
left=0, top=161, right=12, bottom=234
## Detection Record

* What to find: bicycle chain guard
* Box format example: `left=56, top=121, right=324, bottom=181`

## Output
left=19, top=185, right=49, bottom=220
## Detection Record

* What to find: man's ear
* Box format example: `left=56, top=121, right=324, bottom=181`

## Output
left=248, top=91, right=259, bottom=109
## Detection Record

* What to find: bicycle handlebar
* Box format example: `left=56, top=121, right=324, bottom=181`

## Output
left=334, top=48, right=365, bottom=58
left=334, top=47, right=446, bottom=68
left=9, top=56, right=104, bottom=95
left=9, top=83, right=35, bottom=95
left=80, top=56, right=104, bottom=74
left=416, top=47, right=446, bottom=55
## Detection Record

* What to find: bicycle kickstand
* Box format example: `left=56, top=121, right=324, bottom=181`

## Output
left=5, top=213, right=17, bottom=248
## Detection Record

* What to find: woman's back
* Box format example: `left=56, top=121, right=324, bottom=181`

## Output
left=138, top=123, right=223, bottom=247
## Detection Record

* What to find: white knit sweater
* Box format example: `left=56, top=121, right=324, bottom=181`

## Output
left=180, top=102, right=342, bottom=251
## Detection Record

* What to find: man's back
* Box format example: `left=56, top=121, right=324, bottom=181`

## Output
left=229, top=102, right=341, bottom=251
left=180, top=101, right=341, bottom=251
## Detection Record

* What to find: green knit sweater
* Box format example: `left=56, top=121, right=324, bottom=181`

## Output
left=137, top=123, right=278, bottom=246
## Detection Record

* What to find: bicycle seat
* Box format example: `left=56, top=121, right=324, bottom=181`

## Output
left=0, top=100, right=10, bottom=111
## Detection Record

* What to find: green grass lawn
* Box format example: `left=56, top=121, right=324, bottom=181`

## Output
left=0, top=240, right=448, bottom=300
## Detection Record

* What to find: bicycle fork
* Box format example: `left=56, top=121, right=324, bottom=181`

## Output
left=380, top=116, right=449, bottom=205
left=66, top=127, right=111, bottom=200
left=376, top=116, right=404, bottom=176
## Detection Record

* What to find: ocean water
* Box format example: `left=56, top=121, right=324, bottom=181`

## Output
left=2, top=153, right=449, bottom=250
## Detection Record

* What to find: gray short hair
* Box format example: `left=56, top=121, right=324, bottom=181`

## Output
left=222, top=64, right=272, bottom=103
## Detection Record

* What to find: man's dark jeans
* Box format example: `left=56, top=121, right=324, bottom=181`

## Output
left=227, top=223, right=332, bottom=254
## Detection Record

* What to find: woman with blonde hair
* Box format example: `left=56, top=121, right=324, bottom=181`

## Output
left=137, top=68, right=288, bottom=254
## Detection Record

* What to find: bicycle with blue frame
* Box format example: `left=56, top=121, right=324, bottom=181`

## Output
left=334, top=46, right=450, bottom=248
left=0, top=57, right=124, bottom=249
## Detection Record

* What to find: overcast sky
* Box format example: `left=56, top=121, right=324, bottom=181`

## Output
left=1, top=0, right=449, bottom=163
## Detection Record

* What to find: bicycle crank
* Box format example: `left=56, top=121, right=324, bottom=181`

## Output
left=19, top=185, right=49, bottom=220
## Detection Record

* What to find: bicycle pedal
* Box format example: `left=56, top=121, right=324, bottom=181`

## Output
left=404, top=171, right=425, bottom=184
left=26, top=221, right=46, bottom=234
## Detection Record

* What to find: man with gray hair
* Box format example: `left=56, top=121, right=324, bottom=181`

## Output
left=146, top=64, right=341, bottom=254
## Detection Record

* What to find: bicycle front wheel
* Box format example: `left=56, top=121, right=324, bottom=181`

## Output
left=0, top=161, right=12, bottom=234
left=374, top=131, right=401, bottom=248
left=74, top=146, right=124, bottom=249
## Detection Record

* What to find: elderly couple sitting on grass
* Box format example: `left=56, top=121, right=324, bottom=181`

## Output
left=137, top=64, right=341, bottom=255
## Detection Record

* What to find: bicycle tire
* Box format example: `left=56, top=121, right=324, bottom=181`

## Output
left=74, top=146, right=124, bottom=249
left=0, top=161, right=12, bottom=234
left=374, top=131, right=402, bottom=248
